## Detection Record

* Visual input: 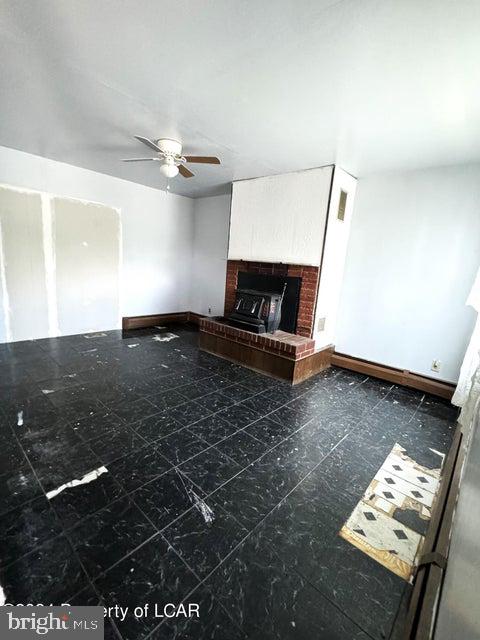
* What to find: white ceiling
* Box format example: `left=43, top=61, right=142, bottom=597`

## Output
left=1, top=0, right=479, bottom=198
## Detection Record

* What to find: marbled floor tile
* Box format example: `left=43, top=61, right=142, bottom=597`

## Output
left=2, top=393, right=59, bottom=422
left=259, top=384, right=309, bottom=405
left=1, top=381, right=44, bottom=402
left=267, top=404, right=311, bottom=430
left=132, top=411, right=184, bottom=443
left=250, top=581, right=371, bottom=640
left=71, top=410, right=125, bottom=442
left=252, top=443, right=323, bottom=500
left=168, top=400, right=213, bottom=426
left=131, top=377, right=166, bottom=398
left=245, top=415, right=298, bottom=445
left=308, top=537, right=407, bottom=640
left=46, top=383, right=98, bottom=407
left=0, top=463, right=43, bottom=516
left=94, top=534, right=199, bottom=640
left=216, top=430, right=270, bottom=466
left=156, top=429, right=209, bottom=465
left=332, top=369, right=369, bottom=387
left=266, top=429, right=329, bottom=474
left=204, top=374, right=239, bottom=391
left=295, top=408, right=358, bottom=452
left=238, top=394, right=283, bottom=416
left=162, top=495, right=248, bottom=578
left=151, top=585, right=248, bottom=640
left=0, top=534, right=90, bottom=605
left=211, top=461, right=288, bottom=530
left=204, top=528, right=307, bottom=639
left=0, top=437, right=28, bottom=474
left=20, top=424, right=82, bottom=464
left=148, top=390, right=188, bottom=411
left=113, top=397, right=159, bottom=424
left=285, top=387, right=342, bottom=418
left=376, top=385, right=424, bottom=422
left=67, top=582, right=102, bottom=606
left=179, top=446, right=242, bottom=494
left=54, top=398, right=108, bottom=422
left=252, top=475, right=352, bottom=578
left=68, top=495, right=157, bottom=579
left=154, top=373, right=195, bottom=392
left=181, top=367, right=215, bottom=383
left=176, top=381, right=216, bottom=401
left=50, top=469, right=126, bottom=529
left=187, top=413, right=239, bottom=445
left=0, top=495, right=63, bottom=566
left=417, top=394, right=459, bottom=422
left=315, top=431, right=396, bottom=501
left=346, top=377, right=392, bottom=409
left=28, top=440, right=103, bottom=494
left=217, top=383, right=255, bottom=403
left=109, top=443, right=172, bottom=492
left=87, top=424, right=147, bottom=465
left=131, top=469, right=203, bottom=531
left=238, top=374, right=277, bottom=392
left=403, top=413, right=456, bottom=457
left=195, top=390, right=234, bottom=413
left=216, top=403, right=261, bottom=430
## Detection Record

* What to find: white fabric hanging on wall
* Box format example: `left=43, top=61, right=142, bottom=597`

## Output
left=453, top=266, right=480, bottom=427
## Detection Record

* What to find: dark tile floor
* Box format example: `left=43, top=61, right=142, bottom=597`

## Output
left=0, top=325, right=457, bottom=640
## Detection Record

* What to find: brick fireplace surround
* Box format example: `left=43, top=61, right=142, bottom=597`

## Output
left=224, top=260, right=320, bottom=338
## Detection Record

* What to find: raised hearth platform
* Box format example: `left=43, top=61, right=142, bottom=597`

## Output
left=199, top=317, right=333, bottom=384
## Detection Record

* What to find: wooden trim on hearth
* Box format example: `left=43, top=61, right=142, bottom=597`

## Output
left=199, top=330, right=333, bottom=384
left=331, top=352, right=456, bottom=400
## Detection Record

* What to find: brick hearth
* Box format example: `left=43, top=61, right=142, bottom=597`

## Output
left=224, top=260, right=320, bottom=338
left=200, top=317, right=316, bottom=359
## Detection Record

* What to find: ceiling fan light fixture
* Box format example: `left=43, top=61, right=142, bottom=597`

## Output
left=159, top=162, right=179, bottom=178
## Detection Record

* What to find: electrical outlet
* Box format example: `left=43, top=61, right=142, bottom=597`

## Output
left=431, top=359, right=441, bottom=372
left=317, top=317, right=326, bottom=332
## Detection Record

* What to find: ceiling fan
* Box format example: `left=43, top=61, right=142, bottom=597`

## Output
left=122, top=136, right=220, bottom=179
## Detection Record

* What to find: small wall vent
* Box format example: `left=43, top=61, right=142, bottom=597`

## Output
left=337, top=190, right=347, bottom=221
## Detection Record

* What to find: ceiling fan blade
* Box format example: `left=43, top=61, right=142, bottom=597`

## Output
left=134, top=135, right=161, bottom=152
left=179, top=164, right=195, bottom=178
left=184, top=156, right=220, bottom=164
left=122, top=157, right=157, bottom=162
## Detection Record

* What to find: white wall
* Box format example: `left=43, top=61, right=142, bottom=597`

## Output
left=314, top=167, right=357, bottom=348
left=0, top=145, right=194, bottom=340
left=190, top=194, right=231, bottom=317
left=229, top=166, right=333, bottom=265
left=336, top=164, right=480, bottom=383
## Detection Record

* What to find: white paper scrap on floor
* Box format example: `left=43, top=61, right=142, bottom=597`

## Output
left=46, top=466, right=108, bottom=500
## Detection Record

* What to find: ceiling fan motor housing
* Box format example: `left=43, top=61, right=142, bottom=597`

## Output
left=156, top=138, right=182, bottom=157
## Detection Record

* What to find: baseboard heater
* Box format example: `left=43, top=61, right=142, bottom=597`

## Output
left=331, top=352, right=455, bottom=401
